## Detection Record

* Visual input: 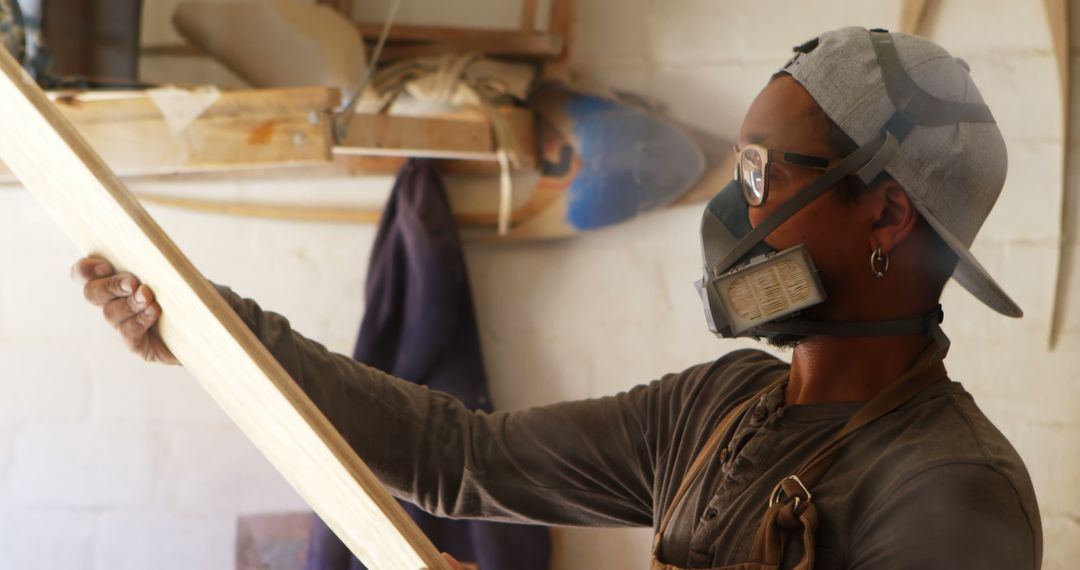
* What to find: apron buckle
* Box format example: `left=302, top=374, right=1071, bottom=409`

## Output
left=768, top=474, right=812, bottom=509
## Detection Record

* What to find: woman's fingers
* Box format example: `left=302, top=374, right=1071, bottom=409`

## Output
left=70, top=256, right=113, bottom=285
left=71, top=256, right=177, bottom=365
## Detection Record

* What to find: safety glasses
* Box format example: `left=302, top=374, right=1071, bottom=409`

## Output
left=733, top=144, right=842, bottom=206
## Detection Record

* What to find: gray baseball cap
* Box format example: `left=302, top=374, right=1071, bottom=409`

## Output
left=781, top=26, right=1022, bottom=318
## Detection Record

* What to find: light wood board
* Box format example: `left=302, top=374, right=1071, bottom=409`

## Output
left=336, top=106, right=536, bottom=168
left=0, top=87, right=538, bottom=182
left=1045, top=0, right=1072, bottom=348
left=899, top=0, right=931, bottom=35
left=0, top=41, right=447, bottom=570
left=0, top=86, right=336, bottom=180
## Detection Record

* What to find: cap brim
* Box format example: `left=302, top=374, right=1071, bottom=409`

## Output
left=914, top=202, right=1023, bottom=318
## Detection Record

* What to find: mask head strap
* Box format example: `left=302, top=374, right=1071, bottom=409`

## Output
left=710, top=131, right=896, bottom=275
left=699, top=29, right=997, bottom=340
left=869, top=29, right=995, bottom=142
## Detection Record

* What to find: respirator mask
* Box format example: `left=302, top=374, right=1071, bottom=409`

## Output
left=694, top=29, right=995, bottom=340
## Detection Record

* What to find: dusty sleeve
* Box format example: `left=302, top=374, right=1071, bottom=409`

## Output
left=847, top=462, right=1041, bottom=570
left=215, top=284, right=694, bottom=528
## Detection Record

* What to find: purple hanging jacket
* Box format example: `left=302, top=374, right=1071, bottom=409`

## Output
left=305, top=159, right=552, bottom=570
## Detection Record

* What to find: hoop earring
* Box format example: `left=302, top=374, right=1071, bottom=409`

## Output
left=870, top=246, right=889, bottom=278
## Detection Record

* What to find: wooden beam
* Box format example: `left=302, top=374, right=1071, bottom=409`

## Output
left=355, top=22, right=562, bottom=59
left=542, top=0, right=574, bottom=80
left=899, top=0, right=931, bottom=35
left=0, top=88, right=537, bottom=180
left=146, top=30, right=562, bottom=62
left=1044, top=0, right=1069, bottom=105
left=0, top=87, right=337, bottom=180
left=0, top=41, right=448, bottom=570
left=1045, top=0, right=1071, bottom=348
left=134, top=191, right=545, bottom=228
left=135, top=193, right=384, bottom=225
left=520, top=0, right=538, bottom=34
left=0, top=86, right=537, bottom=183
left=357, top=22, right=541, bottom=42
left=374, top=36, right=562, bottom=61
left=335, top=106, right=536, bottom=168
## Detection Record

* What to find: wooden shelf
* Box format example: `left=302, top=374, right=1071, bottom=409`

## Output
left=0, top=86, right=337, bottom=180
left=354, top=23, right=563, bottom=60
left=337, top=106, right=536, bottom=168
left=0, top=86, right=536, bottom=182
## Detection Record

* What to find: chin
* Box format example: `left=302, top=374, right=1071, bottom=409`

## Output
left=763, top=334, right=804, bottom=350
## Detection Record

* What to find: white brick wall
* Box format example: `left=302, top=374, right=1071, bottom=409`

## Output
left=161, top=428, right=308, bottom=516
left=0, top=508, right=96, bottom=570
left=0, top=1, right=1075, bottom=569
left=95, top=511, right=234, bottom=570
left=0, top=341, right=90, bottom=422
left=9, top=422, right=156, bottom=509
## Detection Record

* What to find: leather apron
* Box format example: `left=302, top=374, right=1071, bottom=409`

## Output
left=650, top=339, right=949, bottom=570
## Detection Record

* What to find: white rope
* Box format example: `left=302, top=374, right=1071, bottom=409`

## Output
left=496, top=148, right=513, bottom=235
left=334, top=0, right=403, bottom=140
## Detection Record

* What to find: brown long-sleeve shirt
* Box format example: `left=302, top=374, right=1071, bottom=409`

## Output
left=220, top=286, right=1042, bottom=569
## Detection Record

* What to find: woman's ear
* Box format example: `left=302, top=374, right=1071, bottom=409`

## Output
left=869, top=177, right=919, bottom=253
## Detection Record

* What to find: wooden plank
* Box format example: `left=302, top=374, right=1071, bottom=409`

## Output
left=520, top=0, right=538, bottom=33
left=340, top=113, right=492, bottom=155
left=1045, top=0, right=1069, bottom=104
left=376, top=36, right=562, bottom=60
left=145, top=32, right=562, bottom=61
left=0, top=88, right=536, bottom=181
left=899, top=0, right=931, bottom=35
left=357, top=22, right=545, bottom=42
left=136, top=193, right=384, bottom=225
left=0, top=87, right=336, bottom=180
left=542, top=0, right=574, bottom=80
left=335, top=107, right=536, bottom=168
left=1045, top=0, right=1071, bottom=348
left=353, top=22, right=562, bottom=59
left=0, top=42, right=448, bottom=570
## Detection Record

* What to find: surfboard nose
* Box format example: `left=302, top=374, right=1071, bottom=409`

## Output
left=560, top=93, right=706, bottom=231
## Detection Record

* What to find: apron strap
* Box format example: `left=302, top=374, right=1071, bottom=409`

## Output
left=747, top=337, right=950, bottom=569
left=652, top=375, right=787, bottom=556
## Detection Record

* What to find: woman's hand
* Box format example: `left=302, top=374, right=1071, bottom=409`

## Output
left=70, top=256, right=178, bottom=365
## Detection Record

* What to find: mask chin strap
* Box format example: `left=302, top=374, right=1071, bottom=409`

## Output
left=755, top=305, right=944, bottom=337
left=733, top=29, right=996, bottom=340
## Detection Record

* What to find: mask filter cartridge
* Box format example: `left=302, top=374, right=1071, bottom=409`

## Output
left=711, top=244, right=826, bottom=336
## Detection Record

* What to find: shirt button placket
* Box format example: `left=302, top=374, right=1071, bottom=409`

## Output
left=689, top=505, right=722, bottom=561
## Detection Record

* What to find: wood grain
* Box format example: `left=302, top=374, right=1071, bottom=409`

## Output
left=541, top=0, right=574, bottom=80
left=376, top=36, right=562, bottom=61
left=356, top=22, right=545, bottom=42
left=1044, top=0, right=1071, bottom=348
left=1044, top=0, right=1069, bottom=105
left=520, top=0, right=538, bottom=33
left=0, top=42, right=447, bottom=570
left=0, top=87, right=335, bottom=180
left=336, top=107, right=536, bottom=168
left=899, top=0, right=931, bottom=35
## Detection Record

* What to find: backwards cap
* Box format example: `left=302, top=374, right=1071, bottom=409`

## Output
left=783, top=26, right=1020, bottom=318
